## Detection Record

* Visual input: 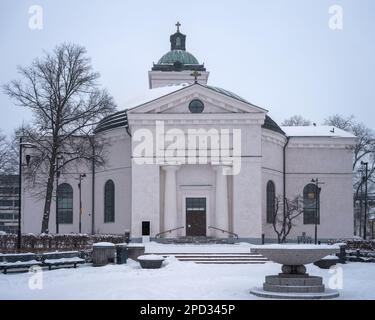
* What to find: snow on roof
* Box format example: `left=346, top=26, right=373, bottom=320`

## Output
left=281, top=126, right=356, bottom=138
left=123, top=83, right=190, bottom=110
left=122, top=83, right=259, bottom=111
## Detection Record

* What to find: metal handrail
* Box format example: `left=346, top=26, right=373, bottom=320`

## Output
left=208, top=226, right=239, bottom=239
left=155, top=226, right=185, bottom=239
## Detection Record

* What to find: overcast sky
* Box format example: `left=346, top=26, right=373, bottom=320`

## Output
left=0, top=0, right=374, bottom=136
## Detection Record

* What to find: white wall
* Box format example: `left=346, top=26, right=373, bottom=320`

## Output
left=94, top=130, right=132, bottom=234
left=22, top=130, right=133, bottom=235
left=261, top=134, right=355, bottom=241
left=284, top=139, right=354, bottom=240
left=148, top=71, right=209, bottom=89
left=261, top=129, right=285, bottom=239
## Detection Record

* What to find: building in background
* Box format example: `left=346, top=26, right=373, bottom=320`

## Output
left=0, top=175, right=19, bottom=234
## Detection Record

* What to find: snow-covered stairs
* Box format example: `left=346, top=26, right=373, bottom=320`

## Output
left=144, top=242, right=268, bottom=265
left=151, top=252, right=268, bottom=265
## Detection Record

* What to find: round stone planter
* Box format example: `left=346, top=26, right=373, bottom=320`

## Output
left=92, top=242, right=116, bottom=267
left=138, top=255, right=165, bottom=269
left=125, top=244, right=145, bottom=261
left=250, top=244, right=341, bottom=299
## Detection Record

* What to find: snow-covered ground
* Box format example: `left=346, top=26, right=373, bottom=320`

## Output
left=0, top=242, right=374, bottom=300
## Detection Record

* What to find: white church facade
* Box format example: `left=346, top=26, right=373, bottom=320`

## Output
left=22, top=25, right=357, bottom=242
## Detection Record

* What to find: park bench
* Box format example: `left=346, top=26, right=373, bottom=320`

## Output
left=0, top=253, right=42, bottom=274
left=41, top=251, right=85, bottom=270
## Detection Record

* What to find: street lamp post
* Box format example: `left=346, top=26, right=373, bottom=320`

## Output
left=55, top=155, right=64, bottom=234
left=55, top=167, right=59, bottom=234
left=17, top=138, right=22, bottom=250
left=359, top=177, right=363, bottom=237
left=311, top=178, right=324, bottom=245
left=361, top=161, right=368, bottom=240
left=78, top=173, right=86, bottom=234
left=17, top=138, right=36, bottom=250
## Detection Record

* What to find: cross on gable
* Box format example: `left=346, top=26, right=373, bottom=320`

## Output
left=191, top=70, right=202, bottom=83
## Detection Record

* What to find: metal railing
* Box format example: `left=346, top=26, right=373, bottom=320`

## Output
left=155, top=226, right=185, bottom=239
left=208, top=226, right=239, bottom=239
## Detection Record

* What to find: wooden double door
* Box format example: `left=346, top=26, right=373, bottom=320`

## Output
left=186, top=198, right=206, bottom=237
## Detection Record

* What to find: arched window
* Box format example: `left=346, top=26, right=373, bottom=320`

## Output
left=57, top=183, right=73, bottom=224
left=266, top=181, right=276, bottom=223
left=104, top=180, right=115, bottom=223
left=176, top=37, right=181, bottom=47
left=303, top=184, right=320, bottom=225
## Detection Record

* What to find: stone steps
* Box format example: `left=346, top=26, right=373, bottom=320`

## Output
left=155, top=237, right=238, bottom=245
left=148, top=253, right=268, bottom=265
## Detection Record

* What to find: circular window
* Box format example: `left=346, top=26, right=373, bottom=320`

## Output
left=189, top=99, right=204, bottom=113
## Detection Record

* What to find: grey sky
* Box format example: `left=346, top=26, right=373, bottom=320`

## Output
left=0, top=0, right=374, bottom=136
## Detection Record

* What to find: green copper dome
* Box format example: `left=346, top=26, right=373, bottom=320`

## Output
left=152, top=23, right=206, bottom=72
left=158, top=50, right=200, bottom=65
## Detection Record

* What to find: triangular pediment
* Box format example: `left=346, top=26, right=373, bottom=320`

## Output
left=127, top=83, right=267, bottom=115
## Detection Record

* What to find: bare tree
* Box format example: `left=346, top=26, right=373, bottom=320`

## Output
left=0, top=130, right=8, bottom=174
left=0, top=130, right=18, bottom=175
left=324, top=114, right=375, bottom=236
left=323, top=114, right=355, bottom=131
left=3, top=43, right=115, bottom=233
left=281, top=115, right=312, bottom=127
left=324, top=115, right=375, bottom=192
left=272, top=195, right=305, bottom=243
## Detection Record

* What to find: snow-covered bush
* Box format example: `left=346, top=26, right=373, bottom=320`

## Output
left=0, top=233, right=126, bottom=252
left=327, top=238, right=375, bottom=251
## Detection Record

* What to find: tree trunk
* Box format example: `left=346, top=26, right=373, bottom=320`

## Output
left=41, top=161, right=56, bottom=233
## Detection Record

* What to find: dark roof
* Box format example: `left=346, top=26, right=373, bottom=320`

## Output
left=94, top=110, right=128, bottom=134
left=152, top=62, right=206, bottom=72
left=262, top=115, right=285, bottom=135
left=95, top=111, right=284, bottom=137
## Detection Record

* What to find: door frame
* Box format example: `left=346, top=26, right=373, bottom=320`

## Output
left=179, top=186, right=213, bottom=237
left=185, top=197, right=207, bottom=237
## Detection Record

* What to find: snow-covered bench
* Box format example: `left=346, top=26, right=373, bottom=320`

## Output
left=41, top=251, right=85, bottom=270
left=0, top=253, right=42, bottom=274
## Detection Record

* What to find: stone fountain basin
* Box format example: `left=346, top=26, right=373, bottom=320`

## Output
left=253, top=244, right=340, bottom=265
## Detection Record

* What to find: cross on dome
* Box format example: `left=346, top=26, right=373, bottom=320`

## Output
left=175, top=21, right=181, bottom=33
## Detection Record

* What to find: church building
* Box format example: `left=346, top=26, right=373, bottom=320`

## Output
left=22, top=24, right=357, bottom=242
